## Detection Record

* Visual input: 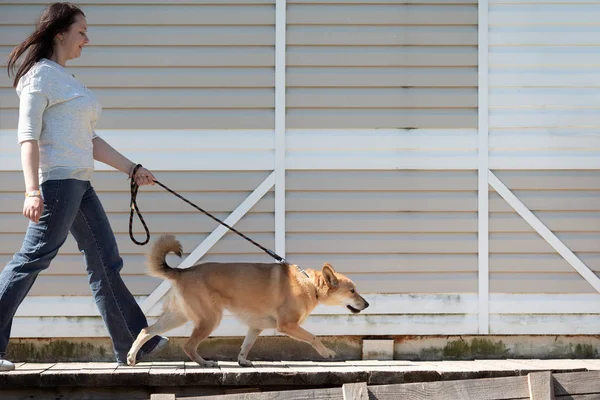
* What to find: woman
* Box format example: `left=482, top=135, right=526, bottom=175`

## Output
left=0, top=2, right=167, bottom=371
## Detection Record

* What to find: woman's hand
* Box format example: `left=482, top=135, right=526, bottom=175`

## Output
left=134, top=166, right=156, bottom=186
left=23, top=196, right=44, bottom=223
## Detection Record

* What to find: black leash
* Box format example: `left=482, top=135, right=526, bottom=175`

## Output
left=128, top=164, right=288, bottom=265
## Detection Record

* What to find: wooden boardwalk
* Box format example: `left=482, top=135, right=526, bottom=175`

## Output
left=2, top=359, right=600, bottom=399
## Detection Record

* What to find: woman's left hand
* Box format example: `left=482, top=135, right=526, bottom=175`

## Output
left=134, top=166, right=156, bottom=186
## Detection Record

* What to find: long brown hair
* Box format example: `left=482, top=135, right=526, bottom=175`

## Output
left=7, top=2, right=85, bottom=88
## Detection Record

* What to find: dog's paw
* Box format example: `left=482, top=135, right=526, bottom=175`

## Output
left=237, top=356, right=253, bottom=367
left=319, top=348, right=336, bottom=359
left=126, top=352, right=137, bottom=366
left=198, top=359, right=219, bottom=368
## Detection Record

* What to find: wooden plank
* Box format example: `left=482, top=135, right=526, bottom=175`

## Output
left=528, top=371, right=554, bottom=400
left=514, top=360, right=587, bottom=373
left=492, top=170, right=600, bottom=190
left=0, top=88, right=274, bottom=109
left=491, top=88, right=600, bottom=108
left=490, top=212, right=600, bottom=234
left=286, top=212, right=478, bottom=233
left=490, top=69, right=600, bottom=88
left=368, top=375, right=530, bottom=400
left=287, top=88, right=477, bottom=109
left=4, top=0, right=276, bottom=3
left=490, top=233, right=600, bottom=254
left=489, top=48, right=600, bottom=69
left=283, top=361, right=330, bottom=386
left=287, top=109, right=477, bottom=130
left=490, top=154, right=600, bottom=171
left=553, top=371, right=600, bottom=397
left=489, top=191, right=600, bottom=212
left=286, top=129, right=478, bottom=159
left=490, top=294, right=600, bottom=314
left=0, top=26, right=275, bottom=47
left=287, top=4, right=477, bottom=25
left=0, top=47, right=275, bottom=68
left=287, top=46, right=477, bottom=68
left=0, top=0, right=475, bottom=3
left=0, top=67, right=274, bottom=89
left=198, top=387, right=343, bottom=400
left=0, top=4, right=275, bottom=25
left=287, top=192, right=477, bottom=212
left=285, top=233, right=477, bottom=254
left=343, top=382, right=368, bottom=400
left=288, top=67, right=478, bottom=88
left=0, top=108, right=275, bottom=130
left=288, top=26, right=476, bottom=46
left=290, top=0, right=477, bottom=3
left=288, top=169, right=477, bottom=192
left=490, top=5, right=600, bottom=26
left=490, top=109, right=600, bottom=130
left=490, top=273, right=599, bottom=295
left=491, top=30, right=600, bottom=47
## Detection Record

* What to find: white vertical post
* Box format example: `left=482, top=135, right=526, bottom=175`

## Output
left=478, top=0, right=490, bottom=334
left=275, top=0, right=287, bottom=257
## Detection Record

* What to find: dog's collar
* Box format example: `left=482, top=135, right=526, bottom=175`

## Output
left=282, top=260, right=310, bottom=278
left=289, top=264, right=313, bottom=295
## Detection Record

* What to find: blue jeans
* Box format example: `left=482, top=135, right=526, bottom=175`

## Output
left=0, top=179, right=160, bottom=363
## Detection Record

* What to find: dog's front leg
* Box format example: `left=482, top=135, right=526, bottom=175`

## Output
left=238, top=327, right=262, bottom=367
left=277, top=323, right=336, bottom=359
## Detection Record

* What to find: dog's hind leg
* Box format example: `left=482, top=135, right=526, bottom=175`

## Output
left=183, top=312, right=222, bottom=368
left=237, top=328, right=262, bottom=367
left=127, top=309, right=188, bottom=366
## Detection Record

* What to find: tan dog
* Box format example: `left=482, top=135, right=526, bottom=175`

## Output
left=127, top=234, right=369, bottom=367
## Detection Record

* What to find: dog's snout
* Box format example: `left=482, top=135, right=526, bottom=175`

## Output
left=363, top=299, right=370, bottom=309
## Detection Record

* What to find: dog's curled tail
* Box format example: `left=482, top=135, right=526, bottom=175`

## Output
left=147, top=234, right=183, bottom=280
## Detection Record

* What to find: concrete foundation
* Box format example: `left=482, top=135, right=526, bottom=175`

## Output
left=5, top=335, right=600, bottom=363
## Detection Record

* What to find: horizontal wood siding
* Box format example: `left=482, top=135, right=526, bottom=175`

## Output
left=0, top=2, right=275, bottom=130
left=490, top=171, right=600, bottom=294
left=285, top=171, right=478, bottom=294
left=0, top=171, right=274, bottom=296
left=286, top=0, right=478, bottom=129
left=489, top=0, right=600, bottom=169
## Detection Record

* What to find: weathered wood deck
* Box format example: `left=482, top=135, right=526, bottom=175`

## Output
left=2, top=359, right=600, bottom=399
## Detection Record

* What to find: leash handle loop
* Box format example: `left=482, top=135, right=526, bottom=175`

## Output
left=127, top=165, right=287, bottom=264
left=129, top=164, right=151, bottom=246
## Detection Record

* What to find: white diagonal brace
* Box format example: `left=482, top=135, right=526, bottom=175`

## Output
left=489, top=171, right=600, bottom=293
left=141, top=172, right=276, bottom=313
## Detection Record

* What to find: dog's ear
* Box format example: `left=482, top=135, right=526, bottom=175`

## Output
left=322, top=263, right=338, bottom=289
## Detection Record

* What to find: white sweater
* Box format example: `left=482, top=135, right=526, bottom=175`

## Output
left=16, top=58, right=102, bottom=183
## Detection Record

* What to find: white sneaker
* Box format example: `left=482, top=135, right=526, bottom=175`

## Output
left=0, top=359, right=15, bottom=372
